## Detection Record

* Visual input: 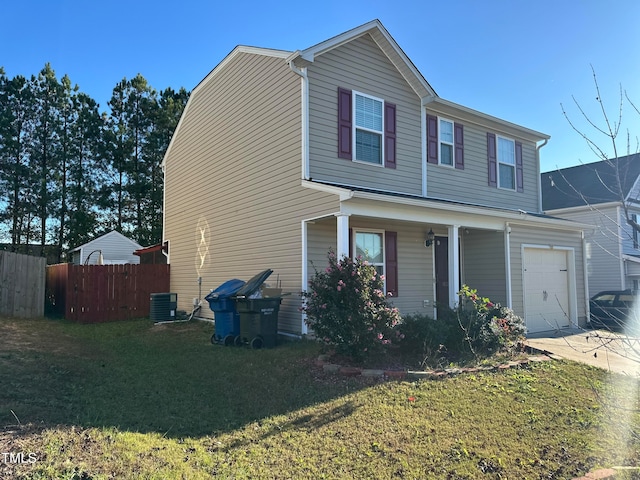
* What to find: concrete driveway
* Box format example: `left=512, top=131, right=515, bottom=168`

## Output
left=526, top=328, right=640, bottom=377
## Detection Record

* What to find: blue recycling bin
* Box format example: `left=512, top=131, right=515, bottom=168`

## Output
left=205, top=279, right=245, bottom=345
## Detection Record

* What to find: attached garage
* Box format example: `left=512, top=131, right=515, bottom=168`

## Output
left=523, top=246, right=575, bottom=333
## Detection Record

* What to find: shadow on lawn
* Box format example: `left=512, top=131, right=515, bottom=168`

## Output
left=0, top=317, right=369, bottom=439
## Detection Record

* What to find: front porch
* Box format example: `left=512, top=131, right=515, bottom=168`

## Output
left=301, top=181, right=589, bottom=335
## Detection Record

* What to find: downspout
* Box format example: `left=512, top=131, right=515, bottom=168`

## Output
left=290, top=55, right=310, bottom=336
left=582, top=229, right=590, bottom=327
left=504, top=222, right=512, bottom=308
left=288, top=58, right=310, bottom=180
left=421, top=97, right=430, bottom=197
left=301, top=220, right=308, bottom=335
left=536, top=139, right=548, bottom=213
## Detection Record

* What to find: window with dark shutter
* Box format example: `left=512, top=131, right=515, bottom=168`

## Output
left=337, top=87, right=352, bottom=160
left=454, top=122, right=464, bottom=170
left=385, top=231, right=398, bottom=297
left=515, top=141, right=523, bottom=192
left=487, top=132, right=497, bottom=187
left=427, top=114, right=438, bottom=164
left=338, top=88, right=397, bottom=169
left=384, top=102, right=396, bottom=169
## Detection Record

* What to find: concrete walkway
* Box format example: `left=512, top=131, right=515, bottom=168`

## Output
left=526, top=328, right=640, bottom=377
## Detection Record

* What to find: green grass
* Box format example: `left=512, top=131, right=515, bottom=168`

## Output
left=1, top=317, right=639, bottom=479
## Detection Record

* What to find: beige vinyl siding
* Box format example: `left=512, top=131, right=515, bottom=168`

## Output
left=307, top=34, right=423, bottom=195
left=462, top=230, right=507, bottom=305
left=426, top=119, right=540, bottom=212
left=508, top=225, right=586, bottom=324
left=306, top=217, right=434, bottom=315
left=550, top=206, right=624, bottom=297
left=163, top=51, right=338, bottom=334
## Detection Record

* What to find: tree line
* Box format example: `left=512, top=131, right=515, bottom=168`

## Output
left=0, top=63, right=189, bottom=262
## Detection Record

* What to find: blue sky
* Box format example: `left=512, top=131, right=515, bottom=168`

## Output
left=2, top=0, right=639, bottom=172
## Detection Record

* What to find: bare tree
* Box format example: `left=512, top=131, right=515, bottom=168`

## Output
left=545, top=66, right=640, bottom=368
left=559, top=65, right=640, bottom=236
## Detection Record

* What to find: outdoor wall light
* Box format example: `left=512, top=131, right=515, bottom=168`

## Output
left=425, top=229, right=435, bottom=248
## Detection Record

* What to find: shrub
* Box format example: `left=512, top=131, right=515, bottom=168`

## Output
left=301, top=250, right=402, bottom=360
left=456, top=285, right=526, bottom=356
left=395, top=286, right=526, bottom=366
left=394, top=313, right=455, bottom=367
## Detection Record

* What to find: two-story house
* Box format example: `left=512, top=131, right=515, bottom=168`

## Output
left=542, top=154, right=640, bottom=297
left=162, top=20, right=588, bottom=335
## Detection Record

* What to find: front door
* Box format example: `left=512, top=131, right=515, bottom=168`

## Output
left=434, top=236, right=449, bottom=308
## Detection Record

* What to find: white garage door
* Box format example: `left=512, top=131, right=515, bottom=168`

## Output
left=523, top=248, right=571, bottom=333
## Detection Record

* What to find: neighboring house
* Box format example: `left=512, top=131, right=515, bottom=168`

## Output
left=542, top=154, right=640, bottom=297
left=133, top=243, right=169, bottom=265
left=163, top=20, right=589, bottom=335
left=69, top=231, right=142, bottom=265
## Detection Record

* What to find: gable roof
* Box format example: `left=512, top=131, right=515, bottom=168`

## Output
left=542, top=153, right=640, bottom=211
left=288, top=19, right=437, bottom=100
left=69, top=230, right=142, bottom=253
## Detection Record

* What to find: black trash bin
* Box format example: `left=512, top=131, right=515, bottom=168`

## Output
left=233, top=269, right=282, bottom=349
left=205, top=279, right=246, bottom=345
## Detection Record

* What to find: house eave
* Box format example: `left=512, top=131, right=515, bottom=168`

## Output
left=544, top=201, right=621, bottom=215
left=424, top=97, right=550, bottom=143
left=302, top=180, right=589, bottom=232
left=295, top=19, right=437, bottom=100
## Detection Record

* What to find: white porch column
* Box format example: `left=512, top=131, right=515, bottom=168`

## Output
left=335, top=213, right=351, bottom=259
left=448, top=225, right=460, bottom=308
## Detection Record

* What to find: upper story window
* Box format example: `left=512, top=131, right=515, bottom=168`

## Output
left=487, top=132, right=523, bottom=192
left=633, top=213, right=639, bottom=249
left=426, top=114, right=464, bottom=169
left=354, top=92, right=384, bottom=165
left=497, top=136, right=516, bottom=190
left=439, top=118, right=454, bottom=167
left=337, top=87, right=396, bottom=169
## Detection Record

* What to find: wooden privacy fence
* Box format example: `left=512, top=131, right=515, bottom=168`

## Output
left=0, top=250, right=46, bottom=318
left=46, top=264, right=170, bottom=323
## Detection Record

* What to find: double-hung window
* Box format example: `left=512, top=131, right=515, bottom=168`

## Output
left=338, top=87, right=396, bottom=168
left=426, top=114, right=464, bottom=169
left=497, top=136, right=516, bottom=190
left=487, top=132, right=523, bottom=192
left=439, top=118, right=454, bottom=167
left=354, top=230, right=385, bottom=284
left=354, top=92, right=384, bottom=165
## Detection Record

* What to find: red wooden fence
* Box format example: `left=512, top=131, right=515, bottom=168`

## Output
left=46, top=264, right=170, bottom=323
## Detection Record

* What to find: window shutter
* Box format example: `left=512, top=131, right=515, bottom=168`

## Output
left=349, top=227, right=353, bottom=258
left=384, top=102, right=396, bottom=169
left=487, top=132, right=497, bottom=187
left=427, top=114, right=438, bottom=164
left=337, top=87, right=352, bottom=160
left=385, top=231, right=398, bottom=297
left=515, top=141, right=523, bottom=193
left=454, top=122, right=464, bottom=170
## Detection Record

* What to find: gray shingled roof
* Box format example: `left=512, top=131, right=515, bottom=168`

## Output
left=542, top=153, right=640, bottom=210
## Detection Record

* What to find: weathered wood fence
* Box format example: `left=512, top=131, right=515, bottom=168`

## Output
left=0, top=251, right=46, bottom=318
left=46, top=264, right=170, bottom=323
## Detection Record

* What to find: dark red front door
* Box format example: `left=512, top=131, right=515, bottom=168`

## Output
left=434, top=236, right=449, bottom=307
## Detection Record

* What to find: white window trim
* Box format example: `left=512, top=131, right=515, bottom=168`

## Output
left=352, top=228, right=387, bottom=292
left=352, top=90, right=385, bottom=167
left=438, top=116, right=455, bottom=168
left=497, top=135, right=516, bottom=191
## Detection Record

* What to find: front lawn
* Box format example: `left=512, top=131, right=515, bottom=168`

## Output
left=1, top=317, right=639, bottom=479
